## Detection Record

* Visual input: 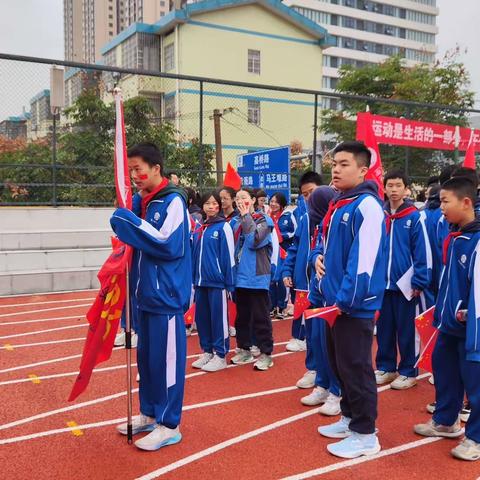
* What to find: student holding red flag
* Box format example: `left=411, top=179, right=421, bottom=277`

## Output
left=310, top=141, right=387, bottom=459
left=375, top=170, right=432, bottom=390
left=110, top=143, right=192, bottom=452
left=414, top=176, right=480, bottom=461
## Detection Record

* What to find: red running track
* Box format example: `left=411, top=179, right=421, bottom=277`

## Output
left=0, top=291, right=478, bottom=480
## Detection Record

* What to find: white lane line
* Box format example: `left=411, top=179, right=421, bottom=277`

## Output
left=0, top=350, right=295, bottom=431
left=0, top=303, right=91, bottom=319
left=0, top=385, right=299, bottom=445
left=0, top=288, right=96, bottom=299
left=0, top=337, right=85, bottom=350
left=0, top=297, right=95, bottom=309
left=0, top=323, right=87, bottom=341
left=0, top=315, right=83, bottom=327
left=136, top=408, right=321, bottom=480
left=279, top=438, right=442, bottom=479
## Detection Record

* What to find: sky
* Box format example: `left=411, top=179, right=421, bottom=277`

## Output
left=0, top=0, right=479, bottom=121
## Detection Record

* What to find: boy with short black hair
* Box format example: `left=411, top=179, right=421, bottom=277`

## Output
left=414, top=177, right=480, bottom=461
left=375, top=170, right=431, bottom=390
left=311, top=140, right=387, bottom=458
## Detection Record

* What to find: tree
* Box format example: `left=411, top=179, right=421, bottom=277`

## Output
left=321, top=52, right=475, bottom=178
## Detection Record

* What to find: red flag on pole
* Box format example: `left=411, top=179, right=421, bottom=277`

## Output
left=293, top=290, right=311, bottom=319
left=304, top=306, right=341, bottom=328
left=414, top=306, right=438, bottom=374
left=463, top=129, right=476, bottom=169
left=223, top=162, right=242, bottom=190
left=356, top=112, right=385, bottom=199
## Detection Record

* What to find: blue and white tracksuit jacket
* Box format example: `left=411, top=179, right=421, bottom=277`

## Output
left=376, top=202, right=432, bottom=377
left=432, top=219, right=480, bottom=441
left=192, top=216, right=235, bottom=357
left=110, top=187, right=191, bottom=428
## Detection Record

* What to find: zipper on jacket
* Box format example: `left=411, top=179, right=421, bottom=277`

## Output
left=386, top=220, right=395, bottom=289
left=155, top=265, right=159, bottom=290
left=198, top=232, right=205, bottom=286
left=135, top=251, right=142, bottom=298
left=438, top=237, right=457, bottom=330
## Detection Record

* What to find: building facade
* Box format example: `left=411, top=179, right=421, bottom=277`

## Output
left=0, top=115, right=29, bottom=140
left=28, top=90, right=53, bottom=140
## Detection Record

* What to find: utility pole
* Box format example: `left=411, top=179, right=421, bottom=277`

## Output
left=213, top=109, right=223, bottom=186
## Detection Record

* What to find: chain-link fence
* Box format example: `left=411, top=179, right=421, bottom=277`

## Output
left=0, top=52, right=479, bottom=206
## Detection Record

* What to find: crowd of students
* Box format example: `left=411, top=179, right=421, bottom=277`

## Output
left=109, top=141, right=480, bottom=462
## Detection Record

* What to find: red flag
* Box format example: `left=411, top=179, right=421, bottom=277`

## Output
left=304, top=306, right=340, bottom=328
left=415, top=306, right=438, bottom=374
left=114, top=90, right=132, bottom=209
left=228, top=299, right=237, bottom=327
left=68, top=241, right=132, bottom=401
left=184, top=303, right=196, bottom=326
left=463, top=129, right=477, bottom=169
left=356, top=112, right=385, bottom=199
left=293, top=290, right=311, bottom=319
left=223, top=162, right=242, bottom=190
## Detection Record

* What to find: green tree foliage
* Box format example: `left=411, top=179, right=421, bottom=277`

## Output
left=321, top=53, right=475, bottom=178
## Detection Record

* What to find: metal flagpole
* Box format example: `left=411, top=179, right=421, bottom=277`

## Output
left=124, top=264, right=133, bottom=444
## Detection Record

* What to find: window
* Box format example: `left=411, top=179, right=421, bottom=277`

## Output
left=247, top=100, right=260, bottom=125
left=248, top=49, right=260, bottom=74
left=164, top=95, right=175, bottom=120
left=164, top=43, right=175, bottom=71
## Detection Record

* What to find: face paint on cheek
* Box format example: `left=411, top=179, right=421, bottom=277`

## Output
left=138, top=174, right=149, bottom=180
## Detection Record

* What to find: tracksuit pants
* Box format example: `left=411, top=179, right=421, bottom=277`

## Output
left=311, top=317, right=340, bottom=396
left=194, top=287, right=229, bottom=358
left=235, top=288, right=273, bottom=355
left=433, top=332, right=480, bottom=442
left=270, top=281, right=289, bottom=311
left=137, top=310, right=186, bottom=429
left=326, top=313, right=377, bottom=434
left=376, top=290, right=419, bottom=378
left=304, top=317, right=315, bottom=371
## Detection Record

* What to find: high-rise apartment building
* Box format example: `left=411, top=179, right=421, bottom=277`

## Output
left=122, top=0, right=170, bottom=25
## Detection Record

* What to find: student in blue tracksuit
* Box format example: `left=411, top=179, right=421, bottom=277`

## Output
left=269, top=192, right=296, bottom=319
left=191, top=191, right=235, bottom=372
left=230, top=188, right=275, bottom=371
left=375, top=170, right=432, bottom=390
left=110, top=143, right=191, bottom=452
left=219, top=186, right=238, bottom=222
left=311, top=141, right=387, bottom=459
left=414, top=176, right=480, bottom=462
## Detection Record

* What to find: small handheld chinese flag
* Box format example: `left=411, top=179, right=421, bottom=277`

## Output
left=463, top=130, right=477, bottom=169
left=223, top=162, right=242, bottom=190
left=415, top=306, right=438, bottom=374
left=304, top=306, right=340, bottom=328
left=184, top=303, right=196, bottom=326
left=293, top=290, right=311, bottom=319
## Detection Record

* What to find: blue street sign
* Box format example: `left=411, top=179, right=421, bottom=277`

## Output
left=237, top=146, right=291, bottom=202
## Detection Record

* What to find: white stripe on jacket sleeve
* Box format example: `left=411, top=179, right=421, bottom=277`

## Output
left=139, top=196, right=184, bottom=241
left=223, top=223, right=235, bottom=267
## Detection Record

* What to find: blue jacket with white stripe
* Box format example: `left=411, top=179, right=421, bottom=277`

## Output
left=384, top=202, right=432, bottom=293
left=272, top=210, right=297, bottom=282
left=434, top=219, right=480, bottom=362
left=192, top=216, right=235, bottom=291
left=110, top=188, right=192, bottom=315
left=309, top=181, right=388, bottom=318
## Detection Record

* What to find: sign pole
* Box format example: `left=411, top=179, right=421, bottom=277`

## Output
left=124, top=265, right=133, bottom=444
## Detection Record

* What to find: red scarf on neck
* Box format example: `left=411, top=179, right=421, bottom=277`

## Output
left=322, top=198, right=356, bottom=241
left=385, top=206, right=417, bottom=234
left=140, top=177, right=169, bottom=219
left=270, top=210, right=287, bottom=259
left=442, top=231, right=463, bottom=265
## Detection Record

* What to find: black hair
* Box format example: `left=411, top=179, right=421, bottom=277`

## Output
left=452, top=166, right=479, bottom=188
left=428, top=183, right=441, bottom=198
left=441, top=177, right=477, bottom=205
left=298, top=171, right=322, bottom=188
left=219, top=186, right=236, bottom=199
left=167, top=171, right=179, bottom=178
left=333, top=141, right=371, bottom=168
left=417, top=190, right=426, bottom=203
left=127, top=142, right=164, bottom=174
left=237, top=187, right=257, bottom=205
left=427, top=175, right=439, bottom=187
left=254, top=189, right=267, bottom=198
left=184, top=186, right=198, bottom=206
left=384, top=169, right=409, bottom=187
left=200, top=191, right=222, bottom=209
left=439, top=164, right=457, bottom=185
left=270, top=192, right=287, bottom=209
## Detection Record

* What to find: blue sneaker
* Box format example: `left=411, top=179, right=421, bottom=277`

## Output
left=318, top=416, right=351, bottom=438
left=327, top=432, right=381, bottom=459
left=134, top=425, right=182, bottom=451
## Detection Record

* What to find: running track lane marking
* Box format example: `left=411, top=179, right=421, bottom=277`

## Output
left=0, top=288, right=95, bottom=299
left=0, top=297, right=95, bottom=309
left=0, top=352, right=295, bottom=431
left=0, top=337, right=85, bottom=350
left=0, top=385, right=299, bottom=445
left=0, top=315, right=82, bottom=327
left=27, top=374, right=40, bottom=384
left=0, top=304, right=91, bottom=319
left=278, top=437, right=442, bottom=479
left=3, top=344, right=14, bottom=351
left=0, top=323, right=88, bottom=340
left=65, top=421, right=83, bottom=437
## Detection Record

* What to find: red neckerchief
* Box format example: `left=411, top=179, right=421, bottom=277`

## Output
left=224, top=210, right=236, bottom=222
left=385, top=205, right=417, bottom=234
left=140, top=177, right=169, bottom=219
left=270, top=210, right=287, bottom=259
left=322, top=198, right=356, bottom=241
left=310, top=225, right=319, bottom=250
left=442, top=231, right=463, bottom=265
left=234, top=212, right=264, bottom=243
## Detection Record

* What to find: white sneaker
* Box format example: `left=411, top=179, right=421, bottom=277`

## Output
left=131, top=332, right=138, bottom=348
left=318, top=416, right=352, bottom=439
left=250, top=345, right=261, bottom=357
left=136, top=373, right=140, bottom=382
left=390, top=375, right=417, bottom=390
left=318, top=393, right=341, bottom=416
left=429, top=375, right=434, bottom=385
left=286, top=338, right=307, bottom=352
left=253, top=353, right=274, bottom=371
left=231, top=349, right=255, bottom=365
left=296, top=370, right=316, bottom=389
left=374, top=370, right=398, bottom=385
left=201, top=355, right=227, bottom=372
left=116, top=414, right=156, bottom=435
left=301, top=386, right=329, bottom=406
left=327, top=432, right=380, bottom=459
left=134, top=425, right=182, bottom=451
left=114, top=331, right=125, bottom=346
left=191, top=352, right=213, bottom=369
left=229, top=326, right=236, bottom=337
